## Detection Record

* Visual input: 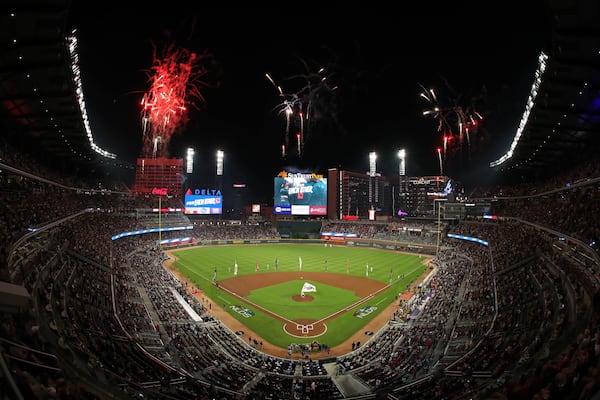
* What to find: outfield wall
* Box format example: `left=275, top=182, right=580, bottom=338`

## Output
left=275, top=220, right=323, bottom=239
left=166, top=237, right=438, bottom=255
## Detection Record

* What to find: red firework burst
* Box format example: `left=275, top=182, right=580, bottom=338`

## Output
left=141, top=43, right=211, bottom=158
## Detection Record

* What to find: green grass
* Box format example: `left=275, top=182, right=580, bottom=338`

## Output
left=171, top=244, right=428, bottom=348
left=246, top=280, right=360, bottom=320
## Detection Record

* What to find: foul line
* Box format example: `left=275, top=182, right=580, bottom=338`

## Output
left=310, top=283, right=393, bottom=327
left=218, top=280, right=396, bottom=333
left=217, top=285, right=297, bottom=326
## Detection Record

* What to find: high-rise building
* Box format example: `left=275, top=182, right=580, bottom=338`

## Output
left=328, top=168, right=451, bottom=220
left=133, top=157, right=184, bottom=197
left=398, top=175, right=450, bottom=217
left=328, top=168, right=392, bottom=220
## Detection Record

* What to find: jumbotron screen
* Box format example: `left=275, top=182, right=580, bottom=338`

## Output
left=274, top=173, right=327, bottom=215
left=184, top=194, right=223, bottom=215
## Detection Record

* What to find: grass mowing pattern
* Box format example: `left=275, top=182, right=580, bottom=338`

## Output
left=171, top=244, right=428, bottom=348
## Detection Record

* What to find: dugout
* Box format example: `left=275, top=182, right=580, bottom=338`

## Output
left=275, top=220, right=323, bottom=239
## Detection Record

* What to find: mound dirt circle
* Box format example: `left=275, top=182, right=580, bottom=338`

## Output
left=292, top=294, right=314, bottom=302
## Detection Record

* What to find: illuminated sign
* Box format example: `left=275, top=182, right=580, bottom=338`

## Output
left=277, top=170, right=324, bottom=179
left=184, top=188, right=223, bottom=215
left=410, top=177, right=430, bottom=185
left=274, top=174, right=327, bottom=215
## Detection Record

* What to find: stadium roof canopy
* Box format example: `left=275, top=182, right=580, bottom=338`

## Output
left=490, top=0, right=600, bottom=179
left=0, top=0, right=130, bottom=177
left=0, top=0, right=599, bottom=182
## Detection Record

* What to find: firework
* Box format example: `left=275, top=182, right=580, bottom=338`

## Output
left=266, top=58, right=338, bottom=160
left=443, top=136, right=449, bottom=161
left=265, top=73, right=301, bottom=158
left=419, top=82, right=485, bottom=164
left=141, top=43, right=211, bottom=158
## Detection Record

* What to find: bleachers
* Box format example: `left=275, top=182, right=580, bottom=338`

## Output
left=1, top=152, right=600, bottom=399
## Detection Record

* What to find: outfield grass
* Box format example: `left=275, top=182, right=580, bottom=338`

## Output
left=171, top=244, right=428, bottom=348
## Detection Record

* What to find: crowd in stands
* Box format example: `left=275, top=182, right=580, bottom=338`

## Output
left=191, top=223, right=281, bottom=241
left=1, top=142, right=600, bottom=399
left=467, top=158, right=600, bottom=199
left=322, top=220, right=442, bottom=247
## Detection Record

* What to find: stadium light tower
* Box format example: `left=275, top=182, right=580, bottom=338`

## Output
left=368, top=152, right=378, bottom=218
left=186, top=147, right=194, bottom=174
left=369, top=151, right=377, bottom=177
left=398, top=149, right=406, bottom=176
left=216, top=150, right=224, bottom=176
left=396, top=149, right=406, bottom=219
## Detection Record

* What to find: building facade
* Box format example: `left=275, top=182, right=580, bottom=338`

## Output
left=399, top=175, right=451, bottom=217
left=328, top=168, right=452, bottom=220
left=133, top=157, right=184, bottom=198
left=327, top=168, right=393, bottom=220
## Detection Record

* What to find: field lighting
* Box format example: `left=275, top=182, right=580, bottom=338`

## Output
left=398, top=149, right=406, bottom=176
left=369, top=151, right=377, bottom=177
left=216, top=150, right=224, bottom=176
left=186, top=147, right=194, bottom=174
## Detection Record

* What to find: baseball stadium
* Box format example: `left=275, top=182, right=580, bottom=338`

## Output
left=1, top=2, right=600, bottom=400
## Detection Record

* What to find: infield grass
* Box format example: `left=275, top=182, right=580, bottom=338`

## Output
left=246, top=280, right=360, bottom=320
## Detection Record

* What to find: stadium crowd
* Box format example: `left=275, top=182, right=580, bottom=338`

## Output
left=1, top=141, right=600, bottom=399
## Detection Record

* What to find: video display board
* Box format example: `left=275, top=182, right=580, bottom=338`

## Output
left=184, top=189, right=222, bottom=215
left=274, top=172, right=327, bottom=215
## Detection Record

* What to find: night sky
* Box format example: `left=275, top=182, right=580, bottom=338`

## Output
left=67, top=4, right=552, bottom=203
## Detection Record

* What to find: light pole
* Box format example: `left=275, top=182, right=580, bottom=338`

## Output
left=398, top=149, right=406, bottom=217
left=369, top=152, right=377, bottom=216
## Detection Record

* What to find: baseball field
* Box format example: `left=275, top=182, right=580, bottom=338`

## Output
left=168, top=243, right=429, bottom=349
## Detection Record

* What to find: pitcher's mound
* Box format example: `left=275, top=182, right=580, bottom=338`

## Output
left=292, top=294, right=314, bottom=302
